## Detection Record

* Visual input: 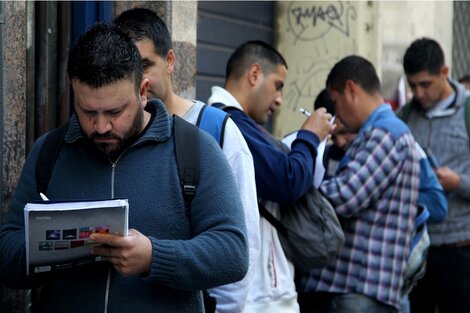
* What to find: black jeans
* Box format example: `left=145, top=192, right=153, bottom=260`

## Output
left=298, top=292, right=397, bottom=313
left=410, top=244, right=470, bottom=313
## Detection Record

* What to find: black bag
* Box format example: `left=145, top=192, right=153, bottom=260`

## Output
left=259, top=186, right=345, bottom=272
left=214, top=104, right=345, bottom=272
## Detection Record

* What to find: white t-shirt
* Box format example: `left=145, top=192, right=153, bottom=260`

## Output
left=183, top=100, right=260, bottom=313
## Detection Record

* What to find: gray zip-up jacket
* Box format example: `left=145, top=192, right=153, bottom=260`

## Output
left=398, top=79, right=470, bottom=245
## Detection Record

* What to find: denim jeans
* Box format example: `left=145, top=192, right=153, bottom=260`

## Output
left=298, top=292, right=398, bottom=313
left=399, top=295, right=410, bottom=313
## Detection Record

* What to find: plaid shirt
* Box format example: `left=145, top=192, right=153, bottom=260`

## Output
left=301, top=105, right=420, bottom=309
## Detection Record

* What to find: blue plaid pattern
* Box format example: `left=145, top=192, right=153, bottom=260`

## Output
left=301, top=109, right=420, bottom=309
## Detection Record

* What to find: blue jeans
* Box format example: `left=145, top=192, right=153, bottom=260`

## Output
left=399, top=295, right=410, bottom=313
left=298, top=292, right=397, bottom=313
left=409, top=244, right=470, bottom=313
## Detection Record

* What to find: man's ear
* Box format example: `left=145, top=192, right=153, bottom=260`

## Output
left=345, top=79, right=362, bottom=103
left=440, top=65, right=449, bottom=78
left=139, top=78, right=150, bottom=108
left=247, top=63, right=262, bottom=86
left=165, top=49, right=176, bottom=75
left=345, top=80, right=357, bottom=95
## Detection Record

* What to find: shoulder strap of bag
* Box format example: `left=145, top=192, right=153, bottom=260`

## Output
left=35, top=122, right=70, bottom=194
left=258, top=202, right=288, bottom=237
left=196, top=104, right=230, bottom=148
left=397, top=102, right=413, bottom=123
left=175, top=115, right=216, bottom=312
left=174, top=115, right=200, bottom=204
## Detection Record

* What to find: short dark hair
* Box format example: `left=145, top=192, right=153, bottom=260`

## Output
left=67, top=23, right=143, bottom=89
left=326, top=55, right=381, bottom=94
left=314, top=88, right=335, bottom=115
left=403, top=38, right=444, bottom=75
left=226, top=40, right=288, bottom=80
left=114, top=8, right=172, bottom=58
left=459, top=75, right=470, bottom=84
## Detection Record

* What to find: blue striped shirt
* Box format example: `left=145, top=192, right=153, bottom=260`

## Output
left=301, top=105, right=420, bottom=309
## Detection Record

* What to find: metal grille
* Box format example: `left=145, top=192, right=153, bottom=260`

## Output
left=0, top=0, right=4, bottom=227
left=452, top=1, right=470, bottom=80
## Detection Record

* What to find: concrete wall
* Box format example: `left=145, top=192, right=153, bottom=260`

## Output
left=1, top=2, right=28, bottom=311
left=2, top=1, right=27, bottom=227
left=274, top=1, right=380, bottom=138
left=381, top=1, right=453, bottom=102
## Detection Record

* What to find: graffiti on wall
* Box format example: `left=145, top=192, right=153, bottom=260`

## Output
left=283, top=1, right=358, bottom=112
left=288, top=1, right=357, bottom=44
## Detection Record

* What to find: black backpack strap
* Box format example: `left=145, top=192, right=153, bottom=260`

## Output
left=195, top=104, right=208, bottom=128
left=211, top=102, right=227, bottom=111
left=258, top=202, right=288, bottom=237
left=219, top=115, right=229, bottom=148
left=174, top=115, right=215, bottom=311
left=397, top=102, right=413, bottom=122
left=174, top=115, right=200, bottom=204
left=35, top=122, right=70, bottom=194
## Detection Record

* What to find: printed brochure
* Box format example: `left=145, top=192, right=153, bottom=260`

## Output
left=24, top=198, right=129, bottom=275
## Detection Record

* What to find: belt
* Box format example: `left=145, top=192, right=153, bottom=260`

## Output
left=439, top=239, right=470, bottom=248
left=455, top=240, right=470, bottom=247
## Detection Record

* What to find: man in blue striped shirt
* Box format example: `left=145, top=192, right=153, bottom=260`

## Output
left=299, top=56, right=421, bottom=313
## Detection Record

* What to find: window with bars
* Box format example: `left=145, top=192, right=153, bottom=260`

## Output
left=452, top=1, right=470, bottom=81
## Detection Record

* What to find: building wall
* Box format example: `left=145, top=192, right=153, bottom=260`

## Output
left=196, top=1, right=274, bottom=102
left=380, top=1, right=453, bottom=102
left=2, top=1, right=27, bottom=228
left=1, top=3, right=28, bottom=312
left=273, top=0, right=454, bottom=138
left=452, top=1, right=470, bottom=80
left=274, top=1, right=380, bottom=138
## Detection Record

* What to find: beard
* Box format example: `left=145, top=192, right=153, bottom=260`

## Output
left=89, top=107, right=144, bottom=159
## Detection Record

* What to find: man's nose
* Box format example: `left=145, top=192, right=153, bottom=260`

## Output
left=413, top=86, right=424, bottom=99
left=274, top=93, right=282, bottom=107
left=94, top=116, right=112, bottom=134
left=336, top=137, right=347, bottom=150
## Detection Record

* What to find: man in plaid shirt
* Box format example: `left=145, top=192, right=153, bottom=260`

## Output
left=298, top=56, right=421, bottom=313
